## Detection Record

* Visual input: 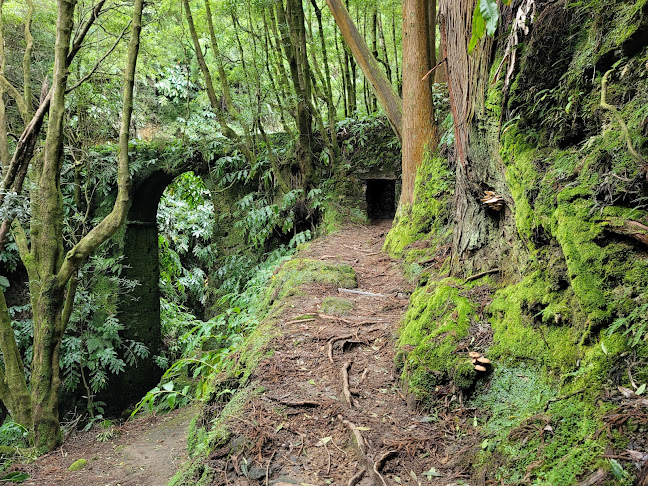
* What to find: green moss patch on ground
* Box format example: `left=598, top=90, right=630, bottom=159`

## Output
left=320, top=296, right=354, bottom=316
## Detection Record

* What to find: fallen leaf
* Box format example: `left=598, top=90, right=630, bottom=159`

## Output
left=422, top=467, right=443, bottom=478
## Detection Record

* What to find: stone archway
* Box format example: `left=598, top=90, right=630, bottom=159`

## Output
left=107, top=147, right=211, bottom=408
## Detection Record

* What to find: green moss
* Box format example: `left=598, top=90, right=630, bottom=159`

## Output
left=320, top=297, right=354, bottom=316
left=265, top=259, right=357, bottom=306
left=384, top=154, right=454, bottom=258
left=68, top=459, right=88, bottom=471
left=472, top=365, right=615, bottom=485
left=398, top=279, right=478, bottom=401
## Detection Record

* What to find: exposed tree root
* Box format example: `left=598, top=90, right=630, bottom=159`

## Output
left=338, top=415, right=387, bottom=485
left=348, top=467, right=366, bottom=486
left=341, top=361, right=353, bottom=407
left=373, top=450, right=396, bottom=484
left=328, top=334, right=353, bottom=363
left=601, top=67, right=647, bottom=171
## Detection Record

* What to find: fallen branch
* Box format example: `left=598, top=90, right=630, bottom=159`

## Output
left=543, top=388, right=586, bottom=412
left=341, top=361, right=353, bottom=407
left=328, top=334, right=353, bottom=363
left=265, top=450, right=276, bottom=486
left=604, top=219, right=648, bottom=247
left=358, top=368, right=369, bottom=385
left=318, top=313, right=382, bottom=326
left=464, top=268, right=500, bottom=283
left=285, top=317, right=316, bottom=325
left=338, top=288, right=386, bottom=297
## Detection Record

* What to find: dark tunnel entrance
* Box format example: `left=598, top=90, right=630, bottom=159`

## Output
left=365, top=179, right=396, bottom=221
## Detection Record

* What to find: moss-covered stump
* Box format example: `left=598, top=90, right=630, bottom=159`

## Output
left=396, top=277, right=494, bottom=405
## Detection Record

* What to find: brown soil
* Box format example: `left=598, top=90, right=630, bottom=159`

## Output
left=15, top=221, right=480, bottom=486
left=19, top=406, right=193, bottom=486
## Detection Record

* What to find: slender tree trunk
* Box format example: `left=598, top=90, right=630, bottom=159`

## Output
left=377, top=13, right=392, bottom=84
left=324, top=0, right=402, bottom=138
left=400, top=0, right=438, bottom=206
left=26, top=0, right=144, bottom=451
left=391, top=9, right=400, bottom=94
left=204, top=0, right=233, bottom=113
left=276, top=0, right=314, bottom=183
left=336, top=31, right=349, bottom=117
left=0, top=0, right=10, bottom=168
left=182, top=0, right=254, bottom=162
left=311, top=0, right=340, bottom=156
left=23, top=0, right=34, bottom=118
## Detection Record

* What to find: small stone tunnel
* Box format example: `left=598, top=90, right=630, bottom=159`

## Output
left=365, top=178, right=397, bottom=221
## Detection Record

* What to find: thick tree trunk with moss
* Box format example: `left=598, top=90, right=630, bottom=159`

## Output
left=0, top=0, right=144, bottom=451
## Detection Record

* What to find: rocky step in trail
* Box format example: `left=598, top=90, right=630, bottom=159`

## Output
left=19, top=221, right=479, bottom=485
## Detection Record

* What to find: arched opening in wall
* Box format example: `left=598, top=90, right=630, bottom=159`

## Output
left=365, top=179, right=397, bottom=221
left=111, top=169, right=213, bottom=410
left=156, top=171, right=213, bottom=322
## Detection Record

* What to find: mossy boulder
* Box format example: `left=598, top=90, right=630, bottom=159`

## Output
left=398, top=278, right=483, bottom=402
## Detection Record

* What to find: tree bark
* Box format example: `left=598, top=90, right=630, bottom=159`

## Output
left=27, top=0, right=144, bottom=451
left=401, top=0, right=438, bottom=206
left=324, top=0, right=402, bottom=139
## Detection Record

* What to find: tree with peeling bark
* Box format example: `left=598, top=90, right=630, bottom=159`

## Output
left=0, top=0, right=144, bottom=452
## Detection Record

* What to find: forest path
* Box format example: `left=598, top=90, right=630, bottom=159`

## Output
left=20, top=406, right=193, bottom=485
left=213, top=220, right=477, bottom=485
left=17, top=221, right=477, bottom=486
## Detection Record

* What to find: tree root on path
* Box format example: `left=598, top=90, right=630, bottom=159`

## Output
left=348, top=467, right=366, bottom=486
left=318, top=313, right=381, bottom=326
left=338, top=414, right=389, bottom=486
left=341, top=361, right=353, bottom=407
left=328, top=334, right=353, bottom=363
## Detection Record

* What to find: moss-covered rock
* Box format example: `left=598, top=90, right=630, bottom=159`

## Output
left=68, top=459, right=88, bottom=471
left=320, top=297, right=354, bottom=316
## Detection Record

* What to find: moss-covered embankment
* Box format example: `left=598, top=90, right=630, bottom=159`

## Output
left=387, top=1, right=648, bottom=483
left=170, top=258, right=356, bottom=485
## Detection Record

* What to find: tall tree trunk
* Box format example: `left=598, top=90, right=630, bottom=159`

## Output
left=204, top=0, right=233, bottom=113
left=400, top=0, right=438, bottom=206
left=276, top=0, right=314, bottom=183
left=182, top=0, right=253, bottom=162
left=23, top=0, right=34, bottom=118
left=310, top=0, right=340, bottom=157
left=27, top=0, right=144, bottom=451
left=324, top=0, right=402, bottom=139
left=0, top=0, right=10, bottom=168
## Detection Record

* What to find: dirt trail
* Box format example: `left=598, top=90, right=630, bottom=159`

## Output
left=21, top=406, right=193, bottom=486
left=18, top=221, right=477, bottom=486
left=213, top=221, right=477, bottom=485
